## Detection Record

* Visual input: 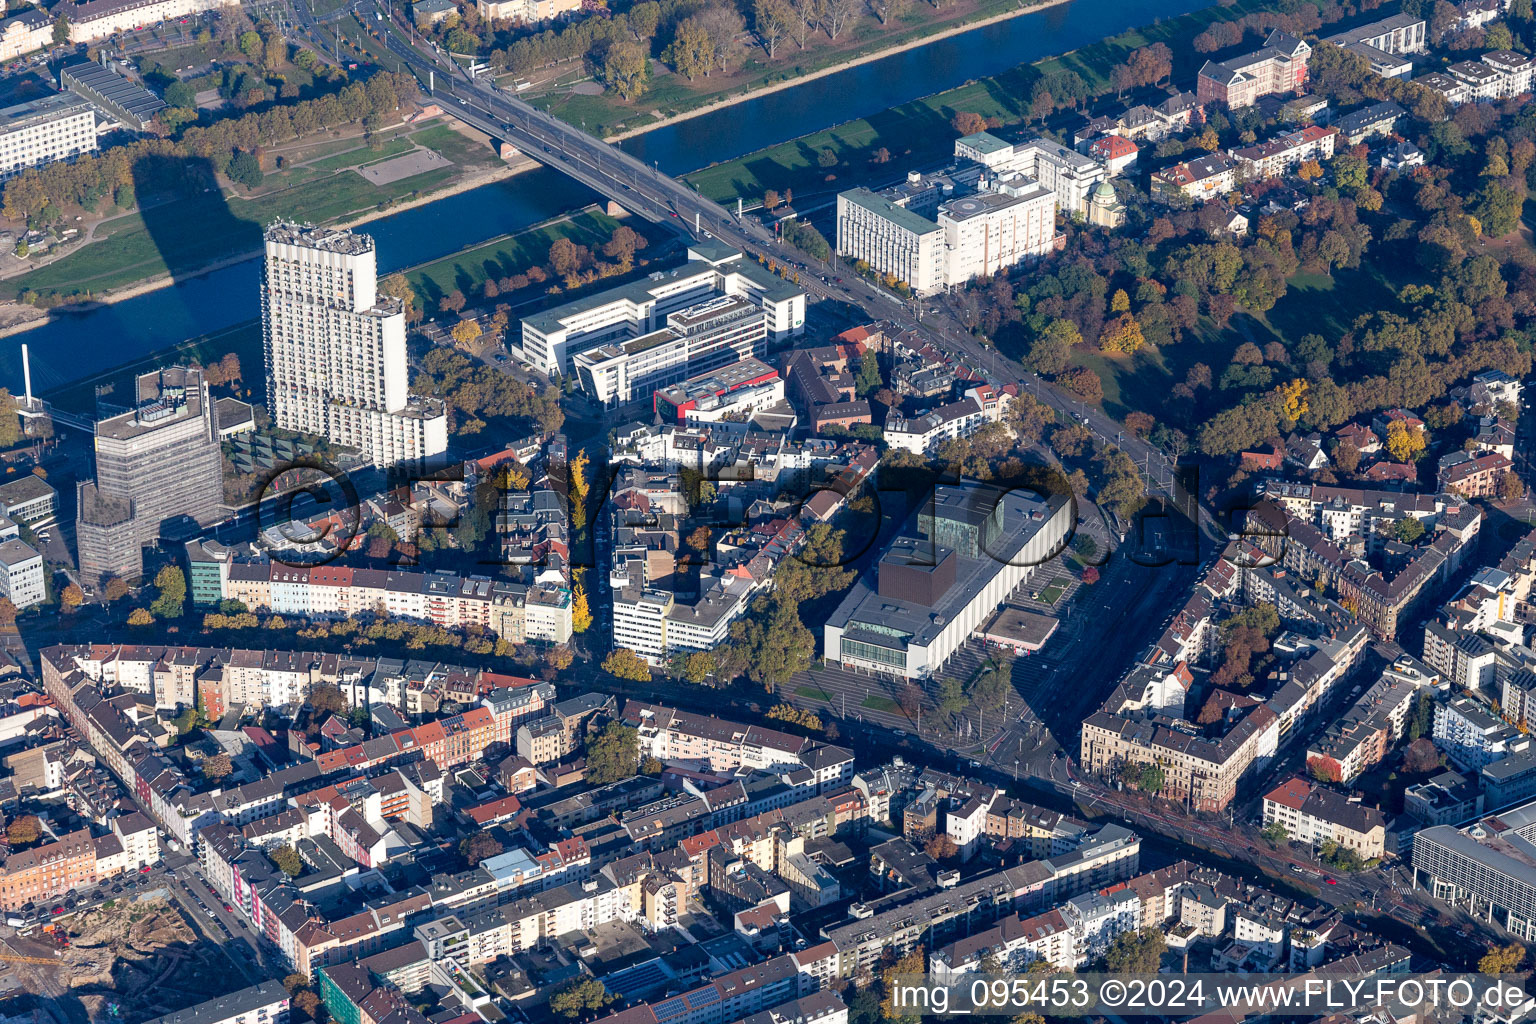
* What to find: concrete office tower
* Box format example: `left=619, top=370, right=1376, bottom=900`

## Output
left=76, top=366, right=223, bottom=586
left=262, top=222, right=448, bottom=468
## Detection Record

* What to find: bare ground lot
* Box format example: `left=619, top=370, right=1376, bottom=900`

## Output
left=3, top=896, right=248, bottom=1024
left=358, top=147, right=453, bottom=186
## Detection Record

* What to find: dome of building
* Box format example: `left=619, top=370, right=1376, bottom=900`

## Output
left=1092, top=180, right=1117, bottom=203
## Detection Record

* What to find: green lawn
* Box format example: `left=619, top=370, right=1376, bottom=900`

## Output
left=1038, top=583, right=1067, bottom=606
left=862, top=694, right=899, bottom=712
left=682, top=0, right=1272, bottom=201
left=305, top=136, right=415, bottom=172
left=8, top=124, right=490, bottom=302
left=796, top=685, right=834, bottom=702
left=403, top=208, right=628, bottom=309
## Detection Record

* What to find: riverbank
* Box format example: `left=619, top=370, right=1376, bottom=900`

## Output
left=681, top=0, right=1267, bottom=202
left=0, top=132, right=542, bottom=340
left=602, top=0, right=1073, bottom=145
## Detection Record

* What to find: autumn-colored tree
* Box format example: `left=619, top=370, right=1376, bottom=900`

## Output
left=763, top=189, right=781, bottom=210
left=603, top=647, right=652, bottom=681
left=1480, top=944, right=1526, bottom=975
left=1385, top=419, right=1427, bottom=462
left=1100, top=313, right=1145, bottom=354
left=924, top=835, right=959, bottom=860
left=950, top=111, right=988, bottom=136
left=1307, top=756, right=1342, bottom=783
left=202, top=753, right=234, bottom=781
left=61, top=583, right=84, bottom=611
left=5, top=814, right=40, bottom=847
left=102, top=577, right=130, bottom=603
left=127, top=607, right=154, bottom=626
left=1297, top=159, right=1323, bottom=181
left=571, top=581, right=593, bottom=633
left=460, top=831, right=504, bottom=866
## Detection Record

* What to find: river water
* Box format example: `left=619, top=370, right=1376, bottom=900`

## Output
left=5, top=0, right=1203, bottom=393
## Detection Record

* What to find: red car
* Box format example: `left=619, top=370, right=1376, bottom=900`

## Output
left=1325, top=877, right=1337, bottom=885
left=50, top=907, right=63, bottom=915
left=139, top=865, right=152, bottom=873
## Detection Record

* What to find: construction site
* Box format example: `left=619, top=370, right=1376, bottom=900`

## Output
left=0, top=894, right=246, bottom=1024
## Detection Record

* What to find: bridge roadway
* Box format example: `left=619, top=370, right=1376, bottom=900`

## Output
left=286, top=1, right=1212, bottom=543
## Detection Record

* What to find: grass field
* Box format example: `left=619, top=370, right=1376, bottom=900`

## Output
left=1038, top=580, right=1068, bottom=606
left=305, top=136, right=416, bottom=172
left=403, top=208, right=628, bottom=309
left=7, top=123, right=494, bottom=302
left=796, top=685, right=834, bottom=702
left=862, top=695, right=900, bottom=712
left=681, top=0, right=1270, bottom=202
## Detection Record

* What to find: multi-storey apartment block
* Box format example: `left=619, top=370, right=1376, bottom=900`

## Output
left=262, top=223, right=448, bottom=468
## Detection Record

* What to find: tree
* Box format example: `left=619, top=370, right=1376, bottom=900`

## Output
left=202, top=753, right=233, bottom=781
left=1027, top=320, right=1080, bottom=375
left=551, top=978, right=615, bottom=1020
left=5, top=814, right=40, bottom=847
left=225, top=151, right=264, bottom=189
left=1501, top=471, right=1527, bottom=503
left=722, top=593, right=814, bottom=689
left=270, top=845, right=303, bottom=876
left=1480, top=944, right=1526, bottom=975
left=924, top=835, right=959, bottom=860
left=1100, top=313, right=1145, bottom=354
left=0, top=389, right=18, bottom=449
left=1403, top=737, right=1440, bottom=774
left=52, top=13, right=68, bottom=44
left=1104, top=927, right=1166, bottom=974
left=103, top=577, right=130, bottom=604
left=164, top=80, right=196, bottom=108
left=460, top=831, right=504, bottom=866
left=663, top=16, right=714, bottom=79
left=1308, top=756, right=1342, bottom=783
left=1396, top=517, right=1425, bottom=544
left=308, top=682, right=348, bottom=716
left=60, top=583, right=83, bottom=611
left=127, top=607, right=154, bottom=626
left=602, top=40, right=649, bottom=99
left=1385, top=419, right=1426, bottom=462
left=1261, top=822, right=1288, bottom=846
left=451, top=319, right=483, bottom=352
left=822, top=0, right=859, bottom=39
left=150, top=565, right=186, bottom=619
left=379, top=273, right=420, bottom=324
left=586, top=722, right=639, bottom=784
left=951, top=111, right=988, bottom=136
left=754, top=0, right=792, bottom=58
left=603, top=647, right=651, bottom=681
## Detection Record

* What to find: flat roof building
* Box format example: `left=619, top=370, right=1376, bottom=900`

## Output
left=519, top=242, right=804, bottom=378
left=0, top=92, right=95, bottom=180
left=825, top=484, right=1072, bottom=679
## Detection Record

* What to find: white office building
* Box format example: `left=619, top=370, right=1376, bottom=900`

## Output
left=836, top=171, right=1057, bottom=296
left=955, top=132, right=1106, bottom=215
left=261, top=223, right=448, bottom=468
left=572, top=295, right=768, bottom=407
left=0, top=94, right=95, bottom=180
left=519, top=241, right=804, bottom=378
left=63, top=0, right=240, bottom=45
left=0, top=538, right=43, bottom=610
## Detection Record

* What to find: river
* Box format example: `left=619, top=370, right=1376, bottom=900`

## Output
left=5, top=0, right=1202, bottom=394
left=621, top=0, right=1213, bottom=175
